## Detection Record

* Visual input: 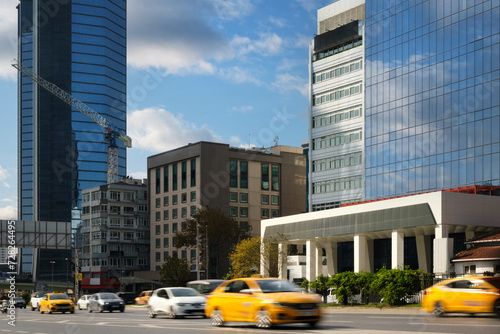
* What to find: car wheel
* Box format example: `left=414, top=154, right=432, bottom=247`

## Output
left=31, top=305, right=35, bottom=311
left=88, top=307, right=92, bottom=313
left=309, top=321, right=318, bottom=328
left=169, top=306, right=177, bottom=319
left=255, top=309, right=272, bottom=328
left=99, top=305, right=103, bottom=313
left=62, top=311, right=65, bottom=314
left=78, top=305, right=81, bottom=310
left=433, top=301, right=445, bottom=317
left=110, top=309, right=113, bottom=313
left=120, top=308, right=124, bottom=313
left=210, top=308, right=224, bottom=327
left=148, top=307, right=156, bottom=318
left=49, top=311, right=52, bottom=314
left=494, top=299, right=500, bottom=318
left=70, top=311, right=74, bottom=314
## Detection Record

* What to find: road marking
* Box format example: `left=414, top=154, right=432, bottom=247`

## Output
left=407, top=322, right=500, bottom=328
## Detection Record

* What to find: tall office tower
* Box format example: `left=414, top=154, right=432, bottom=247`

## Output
left=17, top=0, right=127, bottom=279
left=308, top=0, right=366, bottom=212
left=364, top=1, right=500, bottom=199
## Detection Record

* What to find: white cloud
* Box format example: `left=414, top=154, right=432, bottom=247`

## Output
left=272, top=73, right=308, bottom=96
left=218, top=67, right=261, bottom=85
left=127, top=107, right=223, bottom=153
left=230, top=106, right=254, bottom=113
left=212, top=0, right=256, bottom=20
left=0, top=205, right=17, bottom=220
left=231, top=33, right=283, bottom=57
left=0, top=165, right=11, bottom=189
left=0, top=0, right=19, bottom=81
left=269, top=16, right=286, bottom=28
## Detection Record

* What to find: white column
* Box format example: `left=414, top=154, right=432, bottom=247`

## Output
left=278, top=243, right=287, bottom=279
left=433, top=224, right=454, bottom=275
left=391, top=229, right=404, bottom=269
left=415, top=234, right=432, bottom=273
left=325, top=241, right=337, bottom=276
left=315, top=242, right=323, bottom=277
left=354, top=234, right=370, bottom=272
left=260, top=242, right=269, bottom=277
left=306, top=239, right=316, bottom=281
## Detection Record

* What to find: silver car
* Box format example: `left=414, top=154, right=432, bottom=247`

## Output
left=148, top=287, right=206, bottom=319
left=88, top=293, right=124, bottom=313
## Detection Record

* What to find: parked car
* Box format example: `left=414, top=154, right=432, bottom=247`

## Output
left=88, top=293, right=125, bottom=313
left=116, top=292, right=136, bottom=304
left=205, top=277, right=321, bottom=328
left=12, top=297, right=26, bottom=309
left=31, top=291, right=50, bottom=311
left=77, top=295, right=91, bottom=310
left=0, top=300, right=8, bottom=313
left=422, top=276, right=500, bottom=317
left=147, top=287, right=206, bottom=319
left=187, top=280, right=225, bottom=295
left=39, top=293, right=75, bottom=314
left=135, top=290, right=152, bottom=305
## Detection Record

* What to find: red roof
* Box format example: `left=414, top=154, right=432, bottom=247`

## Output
left=453, top=246, right=500, bottom=261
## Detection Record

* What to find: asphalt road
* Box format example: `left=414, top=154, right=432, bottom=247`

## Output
left=1, top=306, right=500, bottom=334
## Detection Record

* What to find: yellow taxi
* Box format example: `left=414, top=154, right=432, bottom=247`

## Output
left=39, top=293, right=75, bottom=314
left=205, top=277, right=321, bottom=328
left=422, top=276, right=500, bottom=317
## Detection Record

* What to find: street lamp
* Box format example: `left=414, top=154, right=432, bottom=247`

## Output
left=50, top=261, right=56, bottom=290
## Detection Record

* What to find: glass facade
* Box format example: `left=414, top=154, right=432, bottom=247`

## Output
left=365, top=0, right=500, bottom=199
left=18, top=0, right=127, bottom=223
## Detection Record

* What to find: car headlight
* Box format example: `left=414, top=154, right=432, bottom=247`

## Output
left=50, top=303, right=57, bottom=306
left=104, top=302, right=109, bottom=305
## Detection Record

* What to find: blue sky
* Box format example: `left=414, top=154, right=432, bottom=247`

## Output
left=0, top=0, right=334, bottom=219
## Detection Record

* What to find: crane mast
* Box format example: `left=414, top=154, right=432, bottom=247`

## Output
left=13, top=59, right=132, bottom=184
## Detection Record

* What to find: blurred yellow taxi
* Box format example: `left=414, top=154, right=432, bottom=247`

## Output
left=205, top=277, right=321, bottom=328
left=422, top=276, right=500, bottom=317
left=39, top=293, right=75, bottom=314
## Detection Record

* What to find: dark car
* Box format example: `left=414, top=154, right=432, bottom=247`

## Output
left=13, top=297, right=26, bottom=309
left=88, top=293, right=125, bottom=313
left=116, top=292, right=136, bottom=305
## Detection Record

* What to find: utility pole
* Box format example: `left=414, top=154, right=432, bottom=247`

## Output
left=50, top=261, right=56, bottom=290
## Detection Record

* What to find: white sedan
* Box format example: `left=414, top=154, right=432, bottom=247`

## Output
left=147, top=287, right=206, bottom=319
left=77, top=295, right=91, bottom=310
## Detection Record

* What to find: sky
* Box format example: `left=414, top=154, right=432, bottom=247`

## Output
left=0, top=0, right=334, bottom=220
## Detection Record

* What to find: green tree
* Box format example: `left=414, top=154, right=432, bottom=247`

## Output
left=159, top=257, right=190, bottom=287
left=227, top=237, right=261, bottom=279
left=371, top=267, right=422, bottom=306
left=309, top=274, right=331, bottom=303
left=174, top=206, right=250, bottom=278
left=329, top=271, right=360, bottom=305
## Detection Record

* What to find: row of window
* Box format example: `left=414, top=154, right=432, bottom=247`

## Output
left=229, top=193, right=279, bottom=205
left=81, top=217, right=149, bottom=228
left=311, top=198, right=362, bottom=212
left=313, top=82, right=363, bottom=106
left=313, top=37, right=363, bottom=62
left=313, top=58, right=363, bottom=84
left=313, top=152, right=363, bottom=172
left=155, top=206, right=197, bottom=221
left=313, top=175, right=363, bottom=194
left=155, top=159, right=196, bottom=194
left=262, top=164, right=280, bottom=191
left=82, top=190, right=140, bottom=202
left=155, top=249, right=197, bottom=263
left=80, top=258, right=140, bottom=269
left=89, top=230, right=147, bottom=241
left=313, top=104, right=363, bottom=128
left=230, top=160, right=249, bottom=188
left=155, top=192, right=196, bottom=208
left=313, top=128, right=363, bottom=150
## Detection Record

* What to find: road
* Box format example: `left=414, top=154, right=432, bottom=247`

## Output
left=1, top=306, right=500, bottom=333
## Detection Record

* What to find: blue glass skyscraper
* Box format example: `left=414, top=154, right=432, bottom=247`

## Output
left=365, top=0, right=500, bottom=200
left=17, top=0, right=126, bottom=278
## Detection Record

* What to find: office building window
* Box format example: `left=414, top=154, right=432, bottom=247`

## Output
left=240, top=207, right=248, bottom=217
left=272, top=165, right=279, bottom=191
left=182, top=193, right=187, bottom=203
left=261, top=195, right=269, bottom=205
left=164, top=196, right=169, bottom=206
left=163, top=165, right=169, bottom=192
left=313, top=58, right=362, bottom=84
left=181, top=250, right=187, bottom=260
left=155, top=168, right=160, bottom=194
left=155, top=225, right=161, bottom=235
left=163, top=251, right=169, bottom=261
left=272, top=210, right=279, bottom=218
left=313, top=129, right=362, bottom=150
left=230, top=207, right=238, bottom=217
left=261, top=209, right=269, bottom=219
left=313, top=105, right=362, bottom=128
left=313, top=176, right=362, bottom=194
left=173, top=223, right=178, bottom=233
left=155, top=252, right=160, bottom=262
left=230, top=160, right=238, bottom=187
left=173, top=209, right=178, bottom=219
left=262, top=164, right=269, bottom=190
left=190, top=191, right=196, bottom=202
left=313, top=152, right=362, bottom=172
left=155, top=198, right=160, bottom=208
left=271, top=196, right=279, bottom=205
left=230, top=192, right=237, bottom=202
left=163, top=210, right=169, bottom=220
left=155, top=238, right=160, bottom=248
left=312, top=82, right=362, bottom=106
left=181, top=207, right=187, bottom=218
left=155, top=212, right=160, bottom=221
left=182, top=161, right=187, bottom=189
left=190, top=250, right=196, bottom=260
left=190, top=206, right=196, bottom=215
left=163, top=237, right=169, bottom=247
left=240, top=161, right=248, bottom=188
left=465, top=265, right=476, bottom=274
left=240, top=193, right=248, bottom=203
left=190, top=159, right=196, bottom=187
left=173, top=195, right=178, bottom=205
left=164, top=223, right=169, bottom=234
left=172, top=164, right=178, bottom=190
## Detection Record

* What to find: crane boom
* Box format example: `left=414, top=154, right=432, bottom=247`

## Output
left=13, top=59, right=132, bottom=184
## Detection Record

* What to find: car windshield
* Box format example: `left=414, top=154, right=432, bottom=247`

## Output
left=483, top=278, right=500, bottom=289
left=14, top=297, right=23, bottom=301
left=50, top=294, right=69, bottom=300
left=99, top=293, right=119, bottom=300
left=256, top=280, right=302, bottom=293
left=170, top=288, right=199, bottom=297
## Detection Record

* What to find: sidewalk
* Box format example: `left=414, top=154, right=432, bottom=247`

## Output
left=321, top=306, right=425, bottom=315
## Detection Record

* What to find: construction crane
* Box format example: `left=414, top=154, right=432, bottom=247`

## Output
left=12, top=59, right=132, bottom=184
